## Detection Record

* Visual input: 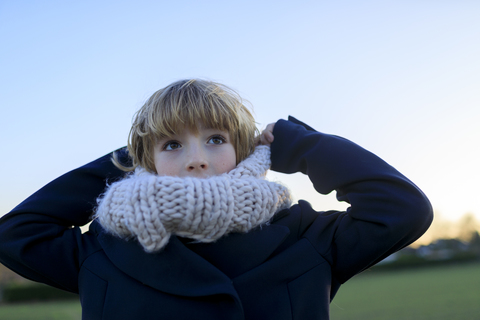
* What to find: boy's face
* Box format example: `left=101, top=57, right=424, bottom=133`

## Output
left=153, top=125, right=236, bottom=178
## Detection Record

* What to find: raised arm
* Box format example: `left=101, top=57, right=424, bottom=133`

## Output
left=0, top=148, right=128, bottom=292
left=270, top=116, right=433, bottom=283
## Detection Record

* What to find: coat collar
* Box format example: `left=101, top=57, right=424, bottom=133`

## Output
left=91, top=220, right=290, bottom=298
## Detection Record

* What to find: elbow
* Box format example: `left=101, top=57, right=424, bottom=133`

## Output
left=398, top=188, right=434, bottom=241
left=417, top=192, right=434, bottom=235
left=0, top=216, right=15, bottom=259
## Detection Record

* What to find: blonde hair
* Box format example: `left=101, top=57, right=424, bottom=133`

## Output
left=115, top=79, right=258, bottom=173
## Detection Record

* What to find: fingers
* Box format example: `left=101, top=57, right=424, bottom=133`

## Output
left=257, top=123, right=275, bottom=146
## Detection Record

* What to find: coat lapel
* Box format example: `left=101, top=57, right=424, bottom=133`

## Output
left=95, top=223, right=234, bottom=298
left=188, top=223, right=291, bottom=278
left=92, top=220, right=290, bottom=298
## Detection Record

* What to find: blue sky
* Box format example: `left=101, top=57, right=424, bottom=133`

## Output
left=1, top=1, right=479, bottom=241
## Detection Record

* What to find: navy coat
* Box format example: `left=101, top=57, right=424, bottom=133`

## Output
left=0, top=117, right=433, bottom=319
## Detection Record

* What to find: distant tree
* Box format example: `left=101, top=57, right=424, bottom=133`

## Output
left=457, top=213, right=479, bottom=243
left=417, top=211, right=454, bottom=245
left=0, top=263, right=26, bottom=302
left=469, top=231, right=480, bottom=254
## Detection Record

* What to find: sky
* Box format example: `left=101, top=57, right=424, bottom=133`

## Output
left=1, top=1, right=479, bottom=243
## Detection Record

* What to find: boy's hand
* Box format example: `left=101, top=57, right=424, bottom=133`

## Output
left=257, top=123, right=275, bottom=146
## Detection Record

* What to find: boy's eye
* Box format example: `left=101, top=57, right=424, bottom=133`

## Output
left=208, top=135, right=226, bottom=145
left=163, top=141, right=181, bottom=150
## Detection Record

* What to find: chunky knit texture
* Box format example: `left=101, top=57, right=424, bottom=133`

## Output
left=95, top=146, right=291, bottom=252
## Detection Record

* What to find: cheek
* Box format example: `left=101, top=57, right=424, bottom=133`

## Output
left=220, top=147, right=237, bottom=172
left=220, top=160, right=236, bottom=173
left=154, top=156, right=176, bottom=176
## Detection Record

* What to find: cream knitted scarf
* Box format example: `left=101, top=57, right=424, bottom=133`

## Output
left=95, top=146, right=291, bottom=252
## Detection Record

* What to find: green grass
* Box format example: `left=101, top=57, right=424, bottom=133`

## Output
left=330, top=262, right=480, bottom=320
left=0, top=300, right=81, bottom=320
left=1, top=263, right=479, bottom=319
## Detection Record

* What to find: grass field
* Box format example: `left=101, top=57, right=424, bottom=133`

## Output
left=0, top=300, right=81, bottom=320
left=0, top=262, right=479, bottom=319
left=330, top=262, right=480, bottom=320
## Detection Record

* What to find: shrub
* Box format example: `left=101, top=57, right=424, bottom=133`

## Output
left=2, top=283, right=77, bottom=303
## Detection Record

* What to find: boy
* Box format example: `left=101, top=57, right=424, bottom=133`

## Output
left=0, top=79, right=433, bottom=319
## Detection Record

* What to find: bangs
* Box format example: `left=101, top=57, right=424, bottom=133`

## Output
left=147, top=80, right=241, bottom=139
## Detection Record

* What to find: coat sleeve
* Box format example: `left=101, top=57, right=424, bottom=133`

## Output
left=270, top=116, right=433, bottom=283
left=0, top=148, right=128, bottom=293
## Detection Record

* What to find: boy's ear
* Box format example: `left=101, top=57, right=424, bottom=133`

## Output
left=287, top=116, right=317, bottom=132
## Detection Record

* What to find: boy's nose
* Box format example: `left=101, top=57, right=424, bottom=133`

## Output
left=185, top=148, right=209, bottom=174
left=186, top=159, right=208, bottom=172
